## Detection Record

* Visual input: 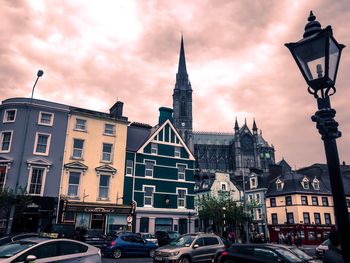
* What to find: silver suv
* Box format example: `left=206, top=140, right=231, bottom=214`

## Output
left=154, top=233, right=225, bottom=263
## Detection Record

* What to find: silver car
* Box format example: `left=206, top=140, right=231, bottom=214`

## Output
left=154, top=233, right=225, bottom=263
left=0, top=237, right=101, bottom=263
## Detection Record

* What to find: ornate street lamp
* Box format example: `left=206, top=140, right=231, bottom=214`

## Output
left=285, top=11, right=350, bottom=262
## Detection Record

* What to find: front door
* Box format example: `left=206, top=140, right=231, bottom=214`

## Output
left=90, top=213, right=105, bottom=230
left=179, top=218, right=188, bottom=234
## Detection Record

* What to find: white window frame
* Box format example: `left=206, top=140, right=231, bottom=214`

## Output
left=144, top=160, right=155, bottom=178
left=248, top=194, right=253, bottom=203
left=126, top=159, right=133, bottom=175
left=0, top=130, right=13, bottom=153
left=0, top=165, right=8, bottom=190
left=67, top=171, right=81, bottom=198
left=313, top=178, right=320, bottom=190
left=75, top=118, right=87, bottom=131
left=250, top=177, right=257, bottom=188
left=101, top=143, right=113, bottom=163
left=143, top=185, right=155, bottom=207
left=177, top=164, right=186, bottom=181
left=104, top=123, right=115, bottom=136
left=27, top=166, right=47, bottom=196
left=151, top=143, right=158, bottom=154
left=177, top=188, right=187, bottom=208
left=221, top=182, right=227, bottom=191
left=257, top=208, right=262, bottom=219
left=33, top=132, right=51, bottom=156
left=255, top=193, right=260, bottom=204
left=72, top=138, right=84, bottom=159
left=98, top=174, right=110, bottom=200
left=3, top=109, right=17, bottom=123
left=174, top=146, right=181, bottom=158
left=38, top=111, right=54, bottom=126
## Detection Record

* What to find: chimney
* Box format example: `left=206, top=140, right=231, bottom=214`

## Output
left=158, top=107, right=173, bottom=125
left=110, top=101, right=124, bottom=118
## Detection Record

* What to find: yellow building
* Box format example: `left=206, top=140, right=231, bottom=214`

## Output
left=59, top=102, right=131, bottom=234
left=266, top=173, right=335, bottom=245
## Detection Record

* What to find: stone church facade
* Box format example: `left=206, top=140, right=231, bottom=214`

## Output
left=172, top=37, right=275, bottom=177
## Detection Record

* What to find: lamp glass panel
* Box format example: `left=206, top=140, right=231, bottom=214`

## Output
left=294, top=37, right=326, bottom=81
left=329, top=38, right=340, bottom=81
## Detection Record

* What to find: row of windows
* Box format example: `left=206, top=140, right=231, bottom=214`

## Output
left=151, top=143, right=181, bottom=158
left=275, top=178, right=320, bottom=191
left=143, top=186, right=187, bottom=208
left=271, top=212, right=332, bottom=225
left=72, top=138, right=114, bottom=162
left=248, top=193, right=261, bottom=205
left=74, top=118, right=116, bottom=135
left=270, top=196, right=329, bottom=207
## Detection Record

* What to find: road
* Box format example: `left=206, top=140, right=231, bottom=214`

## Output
left=102, top=256, right=153, bottom=262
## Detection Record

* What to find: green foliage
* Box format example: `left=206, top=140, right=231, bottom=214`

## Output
left=0, top=187, right=32, bottom=215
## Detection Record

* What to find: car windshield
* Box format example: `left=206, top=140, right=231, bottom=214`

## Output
left=170, top=235, right=195, bottom=247
left=275, top=248, right=303, bottom=263
left=322, top=239, right=330, bottom=246
left=0, top=241, right=36, bottom=258
left=144, top=234, right=156, bottom=239
left=168, top=232, right=179, bottom=239
left=289, top=247, right=312, bottom=261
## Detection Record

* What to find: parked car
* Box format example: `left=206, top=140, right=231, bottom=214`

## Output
left=41, top=223, right=76, bottom=239
left=154, top=233, right=225, bottom=263
left=0, top=233, right=38, bottom=246
left=101, top=232, right=158, bottom=259
left=82, top=229, right=106, bottom=248
left=217, top=244, right=306, bottom=263
left=272, top=244, right=318, bottom=262
left=0, top=237, right=101, bottom=262
left=155, top=231, right=180, bottom=247
left=142, top=233, right=158, bottom=245
left=315, top=239, right=330, bottom=259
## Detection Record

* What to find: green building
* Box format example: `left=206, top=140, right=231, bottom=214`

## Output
left=123, top=107, right=196, bottom=234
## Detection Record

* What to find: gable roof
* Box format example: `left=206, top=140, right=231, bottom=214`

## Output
left=126, top=123, right=153, bottom=152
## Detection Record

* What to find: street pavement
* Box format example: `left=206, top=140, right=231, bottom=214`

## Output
left=102, top=256, right=153, bottom=262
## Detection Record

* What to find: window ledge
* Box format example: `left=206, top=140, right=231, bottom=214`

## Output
left=73, top=128, right=87, bottom=133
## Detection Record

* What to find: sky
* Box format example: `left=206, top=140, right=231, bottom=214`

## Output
left=1, top=0, right=350, bottom=169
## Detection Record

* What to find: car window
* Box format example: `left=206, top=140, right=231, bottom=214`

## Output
left=12, top=234, right=37, bottom=241
left=275, top=248, right=303, bottom=263
left=132, top=235, right=144, bottom=243
left=204, top=237, right=219, bottom=246
left=231, top=246, right=253, bottom=255
left=322, top=239, right=330, bottom=246
left=58, top=241, right=88, bottom=256
left=0, top=241, right=36, bottom=259
left=290, top=247, right=312, bottom=261
left=14, top=242, right=59, bottom=262
left=253, top=248, right=279, bottom=261
left=194, top=238, right=205, bottom=247
left=121, top=236, right=133, bottom=242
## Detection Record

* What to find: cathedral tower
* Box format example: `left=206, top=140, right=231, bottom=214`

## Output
left=173, top=36, right=193, bottom=149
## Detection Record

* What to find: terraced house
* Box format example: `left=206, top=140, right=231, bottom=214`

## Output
left=123, top=107, right=196, bottom=235
left=59, top=101, right=131, bottom=234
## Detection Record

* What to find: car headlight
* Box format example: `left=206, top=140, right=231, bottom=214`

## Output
left=169, top=251, right=180, bottom=256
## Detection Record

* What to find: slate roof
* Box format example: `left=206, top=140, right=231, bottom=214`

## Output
left=126, top=122, right=152, bottom=152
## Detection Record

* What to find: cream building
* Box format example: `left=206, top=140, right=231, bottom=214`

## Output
left=59, top=102, right=131, bottom=234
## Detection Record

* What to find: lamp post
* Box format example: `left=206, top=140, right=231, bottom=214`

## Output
left=242, top=162, right=250, bottom=243
left=285, top=11, right=350, bottom=262
left=222, top=207, right=227, bottom=238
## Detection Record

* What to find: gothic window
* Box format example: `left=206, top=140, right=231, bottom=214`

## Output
left=180, top=97, right=187, bottom=116
left=241, top=135, right=254, bottom=155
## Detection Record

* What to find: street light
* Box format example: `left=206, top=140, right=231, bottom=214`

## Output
left=285, top=11, right=350, bottom=262
left=222, top=207, right=227, bottom=237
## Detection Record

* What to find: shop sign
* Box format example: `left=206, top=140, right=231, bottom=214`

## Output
left=84, top=207, right=115, bottom=213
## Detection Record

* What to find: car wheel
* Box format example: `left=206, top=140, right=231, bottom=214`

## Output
left=112, top=248, right=122, bottom=259
left=179, top=256, right=191, bottom=263
left=149, top=248, right=155, bottom=257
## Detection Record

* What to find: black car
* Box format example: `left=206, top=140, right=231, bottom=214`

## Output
left=41, top=223, right=76, bottom=239
left=82, top=229, right=106, bottom=248
left=218, top=244, right=306, bottom=263
left=155, top=231, right=180, bottom=247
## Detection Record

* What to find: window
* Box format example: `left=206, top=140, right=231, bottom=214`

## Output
left=64, top=212, right=75, bottom=222
left=104, top=124, right=115, bottom=135
left=126, top=160, right=133, bottom=175
left=302, top=177, right=309, bottom=189
left=72, top=139, right=84, bottom=159
left=347, top=198, right=350, bottom=207
left=270, top=198, right=276, bottom=207
left=253, top=248, right=278, bottom=261
left=58, top=241, right=88, bottom=255
left=312, top=178, right=320, bottom=190
left=3, top=109, right=16, bottom=123
left=99, top=175, right=110, bottom=199
left=0, top=166, right=6, bottom=190
left=145, top=161, right=155, bottom=177
left=177, top=165, right=186, bottom=180
left=140, top=217, right=149, bottom=233
left=250, top=178, right=256, bottom=188
left=204, top=237, right=219, bottom=246
left=174, top=146, right=181, bottom=158
left=144, top=186, right=154, bottom=206
left=322, top=197, right=329, bottom=206
left=0, top=131, right=12, bottom=152
left=276, top=179, right=283, bottom=190
left=303, top=212, right=310, bottom=224
left=248, top=194, right=253, bottom=203
left=287, top=213, right=294, bottom=224
left=312, top=196, right=318, bottom=206
left=255, top=193, right=260, bottom=204
left=314, top=213, right=321, bottom=224
left=285, top=196, right=292, bottom=206
left=257, top=208, right=262, bottom=219
left=68, top=171, right=80, bottom=197
left=194, top=238, right=205, bottom=247
left=28, top=167, right=45, bottom=195
left=221, top=183, right=227, bottom=191
left=177, top=189, right=186, bottom=208
left=75, top=118, right=86, bottom=131
left=301, top=196, right=308, bottom=205
left=15, top=242, right=59, bottom=261
left=38, top=112, right=54, bottom=126
left=34, top=133, right=51, bottom=155
left=271, top=213, right=278, bottom=224
left=324, top=213, right=331, bottom=225
left=102, top=143, right=113, bottom=162
left=151, top=143, right=157, bottom=154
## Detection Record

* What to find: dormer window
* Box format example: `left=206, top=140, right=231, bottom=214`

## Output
left=221, top=183, right=227, bottom=191
left=301, top=176, right=309, bottom=189
left=312, top=178, right=320, bottom=190
left=250, top=177, right=257, bottom=189
left=276, top=178, right=283, bottom=190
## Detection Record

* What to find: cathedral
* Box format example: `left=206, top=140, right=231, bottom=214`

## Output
left=172, top=37, right=276, bottom=178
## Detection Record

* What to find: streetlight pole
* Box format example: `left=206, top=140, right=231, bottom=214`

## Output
left=285, top=12, right=350, bottom=262
left=6, top=70, right=44, bottom=234
left=222, top=207, right=227, bottom=238
left=242, top=164, right=249, bottom=243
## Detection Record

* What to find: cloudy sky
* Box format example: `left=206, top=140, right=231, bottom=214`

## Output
left=1, top=0, right=350, bottom=168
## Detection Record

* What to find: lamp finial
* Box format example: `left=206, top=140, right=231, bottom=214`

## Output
left=303, top=11, right=322, bottom=38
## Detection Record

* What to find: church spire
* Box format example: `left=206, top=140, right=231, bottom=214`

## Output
left=176, top=35, right=190, bottom=87
left=253, top=118, right=258, bottom=134
left=234, top=117, right=239, bottom=133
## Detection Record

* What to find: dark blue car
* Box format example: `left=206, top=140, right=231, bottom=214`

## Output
left=101, top=233, right=158, bottom=259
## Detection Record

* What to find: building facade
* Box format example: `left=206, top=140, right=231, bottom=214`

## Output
left=123, top=107, right=196, bottom=235
left=0, top=98, right=69, bottom=233
left=59, top=102, right=131, bottom=234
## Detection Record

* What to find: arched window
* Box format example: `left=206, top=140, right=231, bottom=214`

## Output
left=180, top=97, right=187, bottom=116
